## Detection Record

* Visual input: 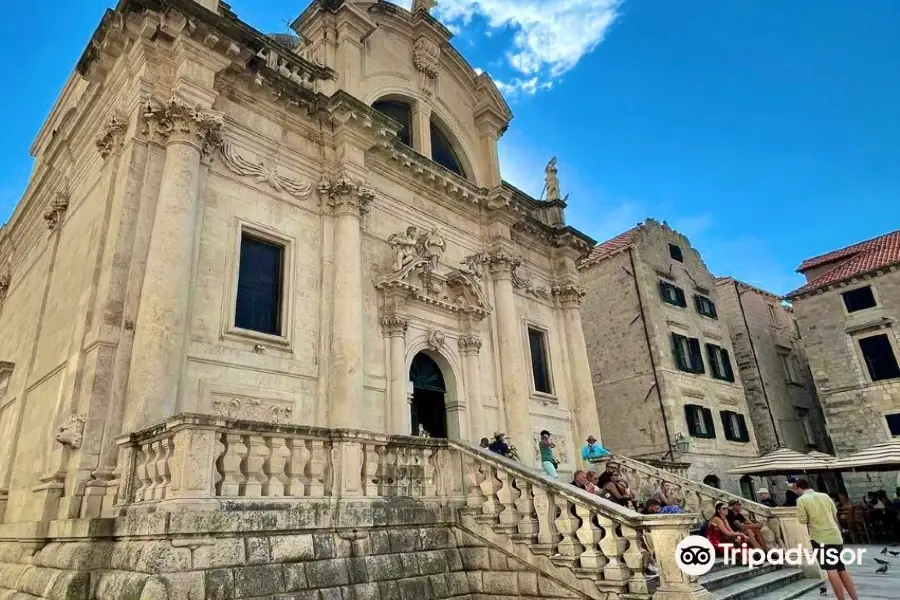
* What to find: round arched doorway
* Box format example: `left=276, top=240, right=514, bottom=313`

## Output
left=703, top=474, right=721, bottom=489
left=409, top=352, right=447, bottom=438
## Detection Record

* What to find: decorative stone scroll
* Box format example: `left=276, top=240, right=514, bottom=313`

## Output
left=95, top=113, right=128, bottom=159
left=212, top=396, right=293, bottom=424
left=141, top=96, right=224, bottom=154
left=413, top=36, right=440, bottom=79
left=512, top=269, right=551, bottom=300
left=220, top=141, right=313, bottom=200
left=376, top=225, right=491, bottom=319
left=43, top=192, right=70, bottom=231
left=55, top=414, right=86, bottom=450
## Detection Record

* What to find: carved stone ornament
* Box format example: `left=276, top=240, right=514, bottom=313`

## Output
left=95, top=113, right=128, bottom=159
left=487, top=246, right=550, bottom=300
left=427, top=329, right=446, bottom=351
left=376, top=225, right=491, bottom=320
left=44, top=192, right=70, bottom=231
left=212, top=396, right=293, bottom=423
left=380, top=315, right=409, bottom=337
left=55, top=414, right=86, bottom=450
left=220, top=141, right=313, bottom=199
left=457, top=335, right=482, bottom=355
left=512, top=268, right=551, bottom=300
left=552, top=283, right=586, bottom=307
left=318, top=173, right=375, bottom=217
left=141, top=95, right=224, bottom=154
left=413, top=37, right=440, bottom=79
left=543, top=156, right=566, bottom=202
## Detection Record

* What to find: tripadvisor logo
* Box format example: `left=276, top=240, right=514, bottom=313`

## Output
left=675, top=536, right=716, bottom=576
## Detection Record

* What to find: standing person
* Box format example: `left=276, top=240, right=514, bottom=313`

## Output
left=757, top=488, right=778, bottom=507
left=488, top=432, right=510, bottom=457
left=794, top=478, right=859, bottom=600
left=581, top=435, right=610, bottom=462
left=539, top=430, right=559, bottom=478
left=784, top=477, right=800, bottom=507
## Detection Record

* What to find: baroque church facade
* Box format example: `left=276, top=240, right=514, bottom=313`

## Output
left=0, top=0, right=602, bottom=524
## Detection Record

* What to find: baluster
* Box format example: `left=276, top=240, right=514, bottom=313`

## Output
left=155, top=436, right=174, bottom=500
left=133, top=445, right=152, bottom=502
left=243, top=435, right=269, bottom=496
left=307, top=440, right=327, bottom=497
left=574, top=504, right=605, bottom=570
left=395, top=447, right=409, bottom=496
left=478, top=467, right=502, bottom=520
left=596, top=514, right=629, bottom=582
left=532, top=485, right=555, bottom=552
left=409, top=447, right=424, bottom=497
left=620, top=525, right=649, bottom=594
left=285, top=438, right=309, bottom=497
left=375, top=445, right=390, bottom=496
left=553, top=495, right=580, bottom=563
left=363, top=443, right=381, bottom=497
left=515, top=481, right=538, bottom=539
left=264, top=436, right=290, bottom=497
left=463, top=454, right=486, bottom=510
left=145, top=441, right=162, bottom=500
left=422, top=448, right=436, bottom=497
left=213, top=433, right=227, bottom=495
left=219, top=433, right=247, bottom=496
left=495, top=470, right=519, bottom=531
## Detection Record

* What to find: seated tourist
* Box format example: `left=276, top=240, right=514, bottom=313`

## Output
left=726, top=500, right=765, bottom=550
left=602, top=472, right=636, bottom=509
left=707, top=502, right=750, bottom=553
left=597, top=462, right=619, bottom=488
left=644, top=498, right=683, bottom=514
left=488, top=432, right=510, bottom=457
left=756, top=488, right=777, bottom=507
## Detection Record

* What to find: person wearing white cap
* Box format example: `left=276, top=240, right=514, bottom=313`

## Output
left=757, top=487, right=778, bottom=507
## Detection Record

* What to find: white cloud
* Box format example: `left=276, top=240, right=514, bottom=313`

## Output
left=433, top=0, right=621, bottom=93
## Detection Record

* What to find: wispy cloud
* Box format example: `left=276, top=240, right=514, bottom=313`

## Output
left=394, top=1, right=621, bottom=96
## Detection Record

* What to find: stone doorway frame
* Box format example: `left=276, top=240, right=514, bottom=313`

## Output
left=405, top=343, right=465, bottom=440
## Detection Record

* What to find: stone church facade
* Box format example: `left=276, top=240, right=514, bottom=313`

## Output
left=0, top=0, right=602, bottom=526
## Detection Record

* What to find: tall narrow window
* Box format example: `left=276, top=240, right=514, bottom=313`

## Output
left=858, top=334, right=900, bottom=381
left=706, top=344, right=735, bottom=382
left=372, top=100, right=412, bottom=147
left=672, top=333, right=705, bottom=374
left=694, top=294, right=718, bottom=319
left=660, top=281, right=687, bottom=307
left=685, top=404, right=715, bottom=438
left=795, top=407, right=814, bottom=444
left=720, top=410, right=749, bottom=442
left=430, top=119, right=464, bottom=177
left=528, top=327, right=553, bottom=394
left=781, top=353, right=800, bottom=384
left=235, top=234, right=284, bottom=335
left=842, top=286, right=877, bottom=313
left=767, top=304, right=778, bottom=325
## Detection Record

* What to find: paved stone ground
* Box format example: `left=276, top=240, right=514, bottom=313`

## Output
left=797, top=544, right=898, bottom=600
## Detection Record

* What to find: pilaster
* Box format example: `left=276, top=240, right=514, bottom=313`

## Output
left=411, top=100, right=432, bottom=157
left=382, top=314, right=410, bottom=435
left=459, top=333, right=484, bottom=443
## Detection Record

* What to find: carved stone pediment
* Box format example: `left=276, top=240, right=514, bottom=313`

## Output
left=376, top=226, right=492, bottom=319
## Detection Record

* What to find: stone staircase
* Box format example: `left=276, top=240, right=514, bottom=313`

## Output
left=700, top=559, right=821, bottom=600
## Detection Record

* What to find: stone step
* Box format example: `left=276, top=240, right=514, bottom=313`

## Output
left=711, top=568, right=806, bottom=600
left=746, top=578, right=824, bottom=600
left=700, top=563, right=780, bottom=591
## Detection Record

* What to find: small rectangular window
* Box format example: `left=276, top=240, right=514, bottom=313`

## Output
left=659, top=281, right=687, bottom=307
left=795, top=407, right=814, bottom=444
left=767, top=304, right=778, bottom=325
left=235, top=234, right=284, bottom=335
left=672, top=333, right=705, bottom=374
left=528, top=327, right=553, bottom=394
left=695, top=294, right=718, bottom=319
left=842, top=286, right=877, bottom=313
left=685, top=404, right=715, bottom=439
left=720, top=410, right=749, bottom=442
left=885, top=413, right=900, bottom=436
left=859, top=334, right=900, bottom=381
left=669, top=243, right=684, bottom=262
left=781, top=353, right=800, bottom=384
left=706, top=344, right=735, bottom=382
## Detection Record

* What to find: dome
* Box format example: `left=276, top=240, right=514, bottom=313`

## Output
left=266, top=33, right=301, bottom=50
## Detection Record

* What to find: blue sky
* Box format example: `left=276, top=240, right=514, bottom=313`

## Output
left=1, top=0, right=897, bottom=294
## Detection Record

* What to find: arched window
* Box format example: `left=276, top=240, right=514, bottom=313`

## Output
left=429, top=118, right=464, bottom=177
left=372, top=100, right=412, bottom=147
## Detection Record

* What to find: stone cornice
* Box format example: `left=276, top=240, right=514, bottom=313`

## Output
left=787, top=266, right=900, bottom=301
left=371, top=140, right=482, bottom=206
left=325, top=91, right=403, bottom=150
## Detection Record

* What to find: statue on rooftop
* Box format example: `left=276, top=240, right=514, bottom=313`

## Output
left=412, top=0, right=438, bottom=13
left=544, top=157, right=561, bottom=202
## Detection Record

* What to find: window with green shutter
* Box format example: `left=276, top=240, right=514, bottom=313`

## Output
left=685, top=404, right=716, bottom=439
left=694, top=294, right=718, bottom=319
left=672, top=333, right=705, bottom=374
left=659, top=281, right=687, bottom=308
left=720, top=411, right=750, bottom=442
left=706, top=344, right=735, bottom=381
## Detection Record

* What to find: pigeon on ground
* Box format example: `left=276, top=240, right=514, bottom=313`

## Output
left=889, top=551, right=900, bottom=557
left=882, top=547, right=889, bottom=555
left=874, top=557, right=891, bottom=566
left=876, top=564, right=889, bottom=574
left=818, top=586, right=827, bottom=596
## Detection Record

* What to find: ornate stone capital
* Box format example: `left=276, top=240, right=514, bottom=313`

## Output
left=95, top=112, right=128, bottom=160
left=43, top=192, right=70, bottom=231
left=141, top=96, right=224, bottom=154
left=318, top=173, right=375, bottom=218
left=553, top=283, right=586, bottom=308
left=486, top=247, right=521, bottom=278
left=458, top=335, right=482, bottom=356
left=380, top=315, right=408, bottom=337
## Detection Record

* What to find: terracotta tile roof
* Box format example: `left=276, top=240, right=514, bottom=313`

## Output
left=579, top=226, right=639, bottom=268
left=788, top=229, right=900, bottom=297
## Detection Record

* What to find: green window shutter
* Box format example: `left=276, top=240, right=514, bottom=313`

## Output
left=659, top=281, right=668, bottom=301
left=694, top=294, right=702, bottom=313
left=720, top=411, right=732, bottom=441
left=676, top=287, right=687, bottom=307
left=710, top=300, right=718, bottom=319
left=689, top=338, right=705, bottom=374
left=702, top=408, right=716, bottom=439
left=722, top=349, right=735, bottom=381
left=685, top=405, right=699, bottom=436
left=705, top=343, right=718, bottom=378
left=672, top=334, right=686, bottom=370
left=737, top=414, right=749, bottom=442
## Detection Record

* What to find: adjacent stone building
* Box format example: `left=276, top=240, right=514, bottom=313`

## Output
left=715, top=277, right=831, bottom=455
left=580, top=219, right=760, bottom=494
left=0, top=0, right=602, bottom=527
left=787, top=229, right=900, bottom=497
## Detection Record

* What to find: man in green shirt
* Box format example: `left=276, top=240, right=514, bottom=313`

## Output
left=794, top=479, right=858, bottom=600
left=539, top=430, right=558, bottom=478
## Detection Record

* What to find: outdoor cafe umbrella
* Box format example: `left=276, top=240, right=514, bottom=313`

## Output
left=825, top=439, right=900, bottom=472
left=725, top=447, right=834, bottom=476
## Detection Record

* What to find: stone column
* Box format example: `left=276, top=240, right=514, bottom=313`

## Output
left=459, top=335, right=483, bottom=442
left=643, top=514, right=713, bottom=600
left=488, top=250, right=532, bottom=455
left=320, top=175, right=374, bottom=430
left=382, top=315, right=410, bottom=435
left=411, top=100, right=432, bottom=156
left=554, top=284, right=602, bottom=448
left=123, top=97, right=223, bottom=432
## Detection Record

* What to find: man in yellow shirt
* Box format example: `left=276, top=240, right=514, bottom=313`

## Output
left=794, top=479, right=858, bottom=600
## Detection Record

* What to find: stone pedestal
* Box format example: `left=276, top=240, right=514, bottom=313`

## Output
left=643, top=514, right=713, bottom=600
left=769, top=507, right=824, bottom=578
